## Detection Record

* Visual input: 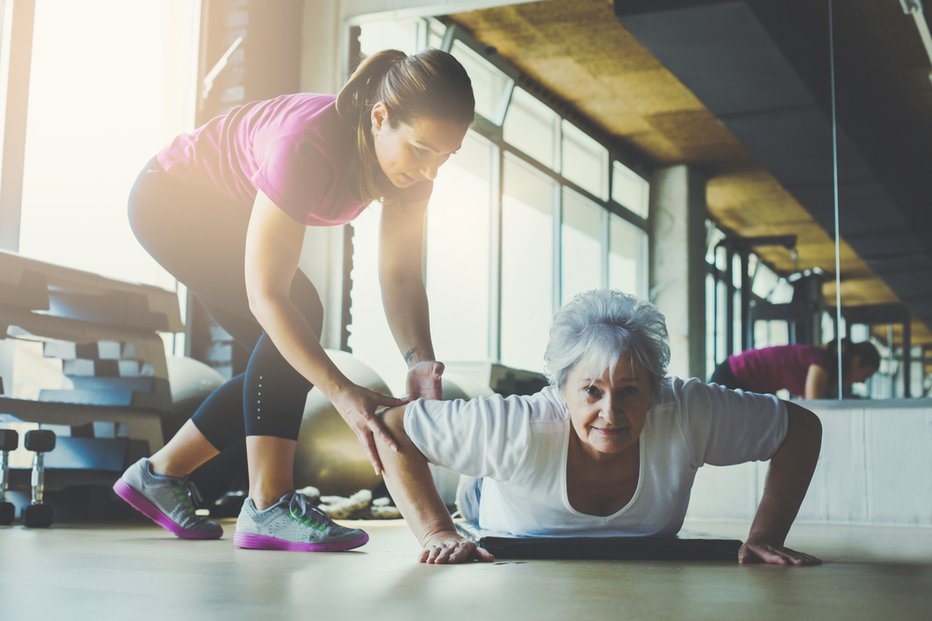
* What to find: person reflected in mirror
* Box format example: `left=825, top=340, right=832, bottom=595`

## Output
left=709, top=339, right=880, bottom=400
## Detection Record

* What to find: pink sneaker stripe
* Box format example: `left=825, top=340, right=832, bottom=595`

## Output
left=233, top=531, right=368, bottom=552
left=113, top=478, right=222, bottom=540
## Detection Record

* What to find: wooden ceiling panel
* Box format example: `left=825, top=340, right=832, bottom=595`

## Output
left=606, top=72, right=706, bottom=117
left=644, top=109, right=747, bottom=169
left=448, top=0, right=932, bottom=347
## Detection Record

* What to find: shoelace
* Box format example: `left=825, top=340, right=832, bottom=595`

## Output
left=288, top=493, right=332, bottom=528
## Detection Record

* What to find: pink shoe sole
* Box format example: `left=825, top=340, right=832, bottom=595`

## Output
left=233, top=531, right=369, bottom=552
left=113, top=478, right=222, bottom=540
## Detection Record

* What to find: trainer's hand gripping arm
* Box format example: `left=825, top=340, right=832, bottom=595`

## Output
left=244, top=191, right=406, bottom=472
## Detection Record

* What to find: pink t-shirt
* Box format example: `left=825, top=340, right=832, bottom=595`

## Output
left=157, top=93, right=432, bottom=226
left=728, top=344, right=829, bottom=398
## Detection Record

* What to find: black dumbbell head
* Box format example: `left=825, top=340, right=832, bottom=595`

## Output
left=24, top=429, right=56, bottom=453
left=0, top=501, right=15, bottom=525
left=22, top=503, right=53, bottom=528
left=0, top=429, right=18, bottom=452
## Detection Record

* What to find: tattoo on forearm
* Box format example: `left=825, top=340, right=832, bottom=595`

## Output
left=404, top=347, right=418, bottom=365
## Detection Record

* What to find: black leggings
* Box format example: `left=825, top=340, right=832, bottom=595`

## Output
left=128, top=158, right=321, bottom=449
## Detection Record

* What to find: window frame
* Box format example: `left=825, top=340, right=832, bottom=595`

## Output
left=345, top=17, right=653, bottom=373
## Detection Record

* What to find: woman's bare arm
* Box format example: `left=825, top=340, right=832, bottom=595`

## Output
left=379, top=200, right=444, bottom=400
left=739, top=401, right=822, bottom=566
left=244, top=191, right=406, bottom=470
left=376, top=406, right=494, bottom=564
left=803, top=364, right=828, bottom=399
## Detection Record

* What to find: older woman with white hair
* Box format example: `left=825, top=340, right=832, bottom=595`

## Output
left=374, top=289, right=822, bottom=565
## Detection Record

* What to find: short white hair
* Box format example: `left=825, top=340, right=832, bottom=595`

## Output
left=544, top=289, right=670, bottom=395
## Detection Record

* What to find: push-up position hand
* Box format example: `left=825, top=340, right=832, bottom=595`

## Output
left=738, top=537, right=822, bottom=566
left=420, top=530, right=495, bottom=564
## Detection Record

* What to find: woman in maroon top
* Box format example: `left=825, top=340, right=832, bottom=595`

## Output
left=114, top=49, right=476, bottom=552
left=709, top=339, right=880, bottom=399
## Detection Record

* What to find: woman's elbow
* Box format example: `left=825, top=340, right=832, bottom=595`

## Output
left=245, top=285, right=279, bottom=324
left=381, top=406, right=420, bottom=452
left=785, top=402, right=822, bottom=453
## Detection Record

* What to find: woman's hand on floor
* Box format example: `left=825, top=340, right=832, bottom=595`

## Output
left=420, top=530, right=496, bottom=564
left=738, top=538, right=822, bottom=566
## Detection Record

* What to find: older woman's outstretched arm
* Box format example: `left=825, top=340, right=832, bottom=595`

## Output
left=375, top=406, right=495, bottom=564
left=740, top=401, right=823, bottom=566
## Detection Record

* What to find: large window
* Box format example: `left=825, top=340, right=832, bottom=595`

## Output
left=561, top=188, right=603, bottom=306
left=349, top=132, right=496, bottom=392
left=609, top=213, right=648, bottom=299
left=612, top=160, right=649, bottom=220
left=503, top=87, right=558, bottom=168
left=17, top=0, right=198, bottom=289
left=348, top=19, right=652, bottom=379
left=358, top=18, right=419, bottom=56
left=347, top=204, right=398, bottom=388
left=562, top=120, right=608, bottom=199
left=449, top=40, right=512, bottom=123
left=501, top=156, right=556, bottom=372
left=425, top=132, right=495, bottom=363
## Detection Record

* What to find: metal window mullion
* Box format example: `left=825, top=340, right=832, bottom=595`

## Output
left=602, top=208, right=610, bottom=289
left=553, top=184, right=563, bottom=314
left=503, top=143, right=647, bottom=234
left=640, top=224, right=649, bottom=299
left=490, top=143, right=503, bottom=362
left=554, top=115, right=562, bottom=175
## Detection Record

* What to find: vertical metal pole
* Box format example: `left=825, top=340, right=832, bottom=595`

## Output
left=711, top=254, right=719, bottom=366
left=902, top=317, right=912, bottom=398
left=887, top=324, right=895, bottom=398
left=31, top=452, right=44, bottom=504
left=725, top=242, right=735, bottom=356
left=490, top=146, right=504, bottom=362
left=828, top=0, right=845, bottom=400
left=740, top=248, right=751, bottom=351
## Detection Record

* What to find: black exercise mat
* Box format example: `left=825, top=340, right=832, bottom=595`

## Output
left=455, top=521, right=742, bottom=561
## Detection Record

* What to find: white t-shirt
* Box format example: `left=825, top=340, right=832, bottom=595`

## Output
left=404, top=377, right=787, bottom=537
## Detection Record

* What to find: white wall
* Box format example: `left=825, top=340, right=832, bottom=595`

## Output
left=686, top=399, right=932, bottom=527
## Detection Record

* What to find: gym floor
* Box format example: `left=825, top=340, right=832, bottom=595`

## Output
left=0, top=518, right=929, bottom=620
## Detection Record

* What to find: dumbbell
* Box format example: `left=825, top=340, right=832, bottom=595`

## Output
left=22, top=429, right=56, bottom=528
left=0, top=429, right=18, bottom=525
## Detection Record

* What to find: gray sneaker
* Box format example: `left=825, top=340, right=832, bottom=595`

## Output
left=233, top=491, right=369, bottom=552
left=113, top=457, right=223, bottom=540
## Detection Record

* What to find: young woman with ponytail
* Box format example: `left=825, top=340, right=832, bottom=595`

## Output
left=114, top=49, right=475, bottom=552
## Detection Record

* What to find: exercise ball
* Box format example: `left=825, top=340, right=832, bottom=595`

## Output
left=294, top=350, right=392, bottom=495
left=162, top=355, right=226, bottom=437
left=166, top=355, right=226, bottom=406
